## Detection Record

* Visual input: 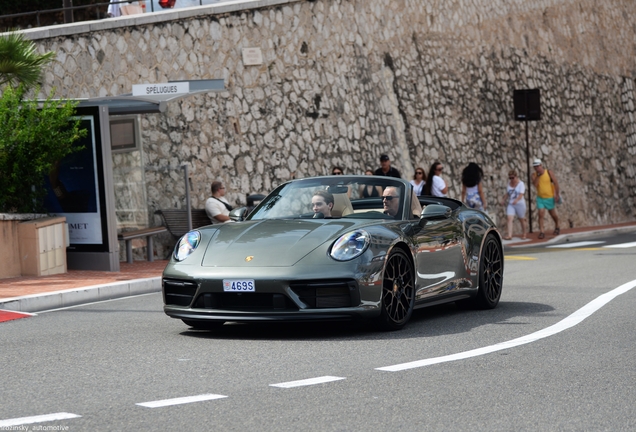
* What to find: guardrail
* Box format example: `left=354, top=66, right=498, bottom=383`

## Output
left=0, top=1, right=213, bottom=30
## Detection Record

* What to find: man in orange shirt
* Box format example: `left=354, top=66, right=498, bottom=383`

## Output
left=531, top=158, right=561, bottom=239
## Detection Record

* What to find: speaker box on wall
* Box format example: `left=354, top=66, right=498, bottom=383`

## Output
left=513, top=89, right=541, bottom=121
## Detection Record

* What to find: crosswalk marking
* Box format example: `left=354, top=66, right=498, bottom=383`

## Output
left=0, top=412, right=81, bottom=427
left=270, top=376, right=346, bottom=388
left=136, top=394, right=227, bottom=408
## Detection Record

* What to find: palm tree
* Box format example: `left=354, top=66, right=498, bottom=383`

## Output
left=0, top=32, right=55, bottom=89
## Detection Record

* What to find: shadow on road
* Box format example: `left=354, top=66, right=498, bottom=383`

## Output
left=179, top=300, right=555, bottom=341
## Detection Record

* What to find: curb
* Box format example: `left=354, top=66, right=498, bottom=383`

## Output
left=0, top=277, right=161, bottom=313
left=507, top=224, right=636, bottom=248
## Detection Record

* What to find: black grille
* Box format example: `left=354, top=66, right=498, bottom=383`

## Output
left=192, top=293, right=296, bottom=311
left=163, top=279, right=198, bottom=306
left=290, top=280, right=359, bottom=308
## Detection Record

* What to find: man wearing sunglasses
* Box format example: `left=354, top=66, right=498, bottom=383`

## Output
left=382, top=186, right=400, bottom=217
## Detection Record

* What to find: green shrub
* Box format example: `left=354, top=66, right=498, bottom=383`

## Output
left=0, top=85, right=86, bottom=213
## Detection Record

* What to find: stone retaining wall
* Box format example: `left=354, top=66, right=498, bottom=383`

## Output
left=21, top=0, right=636, bottom=258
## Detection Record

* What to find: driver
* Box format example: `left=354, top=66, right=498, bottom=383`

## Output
left=382, top=186, right=401, bottom=217
left=311, top=190, right=334, bottom=218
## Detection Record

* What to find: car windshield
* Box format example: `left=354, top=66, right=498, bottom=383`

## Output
left=248, top=176, right=407, bottom=221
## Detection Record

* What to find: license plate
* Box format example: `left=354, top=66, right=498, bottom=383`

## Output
left=223, top=279, right=255, bottom=292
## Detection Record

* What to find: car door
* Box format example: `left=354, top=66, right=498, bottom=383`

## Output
left=411, top=206, right=466, bottom=301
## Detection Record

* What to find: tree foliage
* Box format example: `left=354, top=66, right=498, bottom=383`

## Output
left=0, top=85, right=86, bottom=213
left=0, top=32, right=55, bottom=89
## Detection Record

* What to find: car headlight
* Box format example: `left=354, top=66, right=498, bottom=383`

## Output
left=329, top=230, right=370, bottom=261
left=174, top=231, right=201, bottom=262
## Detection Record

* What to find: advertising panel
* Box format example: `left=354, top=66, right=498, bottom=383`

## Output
left=43, top=106, right=110, bottom=252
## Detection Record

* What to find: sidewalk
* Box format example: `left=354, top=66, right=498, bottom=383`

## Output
left=1, top=221, right=635, bottom=315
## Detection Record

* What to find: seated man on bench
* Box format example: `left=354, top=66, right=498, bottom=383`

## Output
left=205, top=181, right=234, bottom=224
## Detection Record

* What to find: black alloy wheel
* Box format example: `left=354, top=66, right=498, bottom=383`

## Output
left=474, top=233, right=504, bottom=309
left=378, top=248, right=415, bottom=330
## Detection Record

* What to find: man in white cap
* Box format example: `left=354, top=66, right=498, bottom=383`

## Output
left=531, top=158, right=561, bottom=239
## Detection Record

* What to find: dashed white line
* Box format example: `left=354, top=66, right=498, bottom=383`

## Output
left=376, top=278, right=636, bottom=372
left=270, top=376, right=346, bottom=388
left=604, top=241, right=636, bottom=249
left=136, top=393, right=228, bottom=408
left=0, top=412, right=81, bottom=427
left=547, top=241, right=605, bottom=248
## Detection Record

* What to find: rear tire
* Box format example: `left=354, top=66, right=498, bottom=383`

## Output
left=376, top=248, right=415, bottom=331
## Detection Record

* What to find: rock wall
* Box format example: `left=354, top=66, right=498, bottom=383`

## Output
left=22, top=0, right=636, bottom=258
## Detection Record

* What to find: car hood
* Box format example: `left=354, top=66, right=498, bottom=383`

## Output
left=201, top=219, right=358, bottom=267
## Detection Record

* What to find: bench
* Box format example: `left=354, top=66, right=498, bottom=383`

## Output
left=118, top=226, right=168, bottom=264
left=155, top=209, right=212, bottom=238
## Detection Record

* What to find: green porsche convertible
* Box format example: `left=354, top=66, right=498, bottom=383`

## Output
left=162, top=175, right=503, bottom=331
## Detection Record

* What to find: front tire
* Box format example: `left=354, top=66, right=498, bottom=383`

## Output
left=459, top=233, right=503, bottom=309
left=376, top=248, right=415, bottom=331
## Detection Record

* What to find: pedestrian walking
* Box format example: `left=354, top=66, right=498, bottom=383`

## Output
left=501, top=169, right=526, bottom=240
left=531, top=158, right=561, bottom=239
left=460, top=162, right=486, bottom=210
left=423, top=161, right=448, bottom=197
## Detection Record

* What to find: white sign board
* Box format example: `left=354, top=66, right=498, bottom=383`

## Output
left=242, top=48, right=263, bottom=66
left=132, top=82, right=189, bottom=96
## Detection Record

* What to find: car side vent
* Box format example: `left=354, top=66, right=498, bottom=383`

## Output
left=290, top=280, right=359, bottom=308
left=163, top=279, right=198, bottom=307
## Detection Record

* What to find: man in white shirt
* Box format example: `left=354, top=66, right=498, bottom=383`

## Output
left=205, top=181, right=233, bottom=223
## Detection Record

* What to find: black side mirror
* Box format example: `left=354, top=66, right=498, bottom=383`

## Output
left=418, top=204, right=452, bottom=227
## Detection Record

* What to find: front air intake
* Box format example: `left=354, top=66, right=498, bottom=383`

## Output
left=290, top=280, right=360, bottom=308
left=163, top=279, right=198, bottom=306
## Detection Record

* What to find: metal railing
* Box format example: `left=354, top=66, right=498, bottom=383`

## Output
left=0, top=1, right=212, bottom=30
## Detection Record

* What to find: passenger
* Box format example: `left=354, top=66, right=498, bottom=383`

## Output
left=359, top=169, right=382, bottom=198
left=311, top=190, right=334, bottom=218
left=331, top=166, right=344, bottom=175
left=382, top=186, right=401, bottom=217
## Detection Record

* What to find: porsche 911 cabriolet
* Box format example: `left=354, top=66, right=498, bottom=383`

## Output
left=162, top=175, right=503, bottom=331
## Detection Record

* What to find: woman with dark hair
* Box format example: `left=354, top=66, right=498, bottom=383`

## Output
left=461, top=162, right=486, bottom=211
left=423, top=161, right=448, bottom=197
left=359, top=169, right=382, bottom=197
left=409, top=167, right=426, bottom=196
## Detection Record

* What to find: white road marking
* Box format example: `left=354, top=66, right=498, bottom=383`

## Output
left=136, top=393, right=228, bottom=408
left=270, top=376, right=346, bottom=388
left=0, top=412, right=81, bottom=427
left=604, top=241, right=636, bottom=249
left=377, top=279, right=636, bottom=372
left=547, top=241, right=605, bottom=248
